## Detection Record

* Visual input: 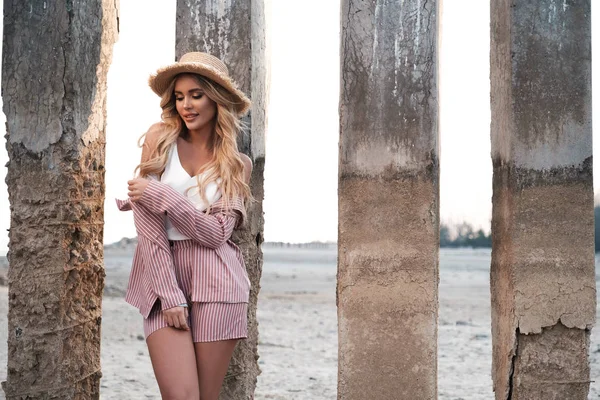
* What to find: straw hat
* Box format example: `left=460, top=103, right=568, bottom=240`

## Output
left=148, top=52, right=251, bottom=117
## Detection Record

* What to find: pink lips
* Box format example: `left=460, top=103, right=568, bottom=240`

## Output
left=183, top=114, right=198, bottom=121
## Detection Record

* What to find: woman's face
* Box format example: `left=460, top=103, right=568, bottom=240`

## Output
left=174, top=74, right=217, bottom=133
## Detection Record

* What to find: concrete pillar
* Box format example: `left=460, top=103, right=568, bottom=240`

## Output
left=1, top=1, right=118, bottom=399
left=490, top=1, right=595, bottom=399
left=176, top=1, right=269, bottom=398
left=338, top=1, right=439, bottom=399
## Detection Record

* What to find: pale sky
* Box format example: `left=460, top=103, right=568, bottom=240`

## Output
left=0, top=0, right=598, bottom=251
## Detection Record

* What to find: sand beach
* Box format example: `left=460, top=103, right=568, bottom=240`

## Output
left=0, top=246, right=598, bottom=399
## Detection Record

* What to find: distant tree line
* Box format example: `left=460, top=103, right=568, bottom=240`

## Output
left=441, top=205, right=600, bottom=252
left=440, top=222, right=491, bottom=249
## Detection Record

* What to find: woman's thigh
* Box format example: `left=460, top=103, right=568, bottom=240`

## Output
left=146, top=327, right=199, bottom=400
left=194, top=339, right=239, bottom=400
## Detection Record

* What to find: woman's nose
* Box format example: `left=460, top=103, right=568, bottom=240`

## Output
left=183, top=96, right=192, bottom=108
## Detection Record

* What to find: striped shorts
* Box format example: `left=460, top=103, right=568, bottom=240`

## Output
left=144, top=300, right=247, bottom=343
left=143, top=240, right=248, bottom=343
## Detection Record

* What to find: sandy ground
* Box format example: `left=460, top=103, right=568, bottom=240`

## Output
left=0, top=247, right=599, bottom=399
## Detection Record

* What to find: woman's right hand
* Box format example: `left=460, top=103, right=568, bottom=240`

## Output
left=163, top=306, right=190, bottom=330
left=127, top=178, right=151, bottom=203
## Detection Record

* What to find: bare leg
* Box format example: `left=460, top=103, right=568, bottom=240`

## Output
left=147, top=327, right=200, bottom=400
left=194, top=340, right=239, bottom=400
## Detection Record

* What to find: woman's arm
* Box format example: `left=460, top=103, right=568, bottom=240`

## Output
left=129, top=124, right=188, bottom=312
left=139, top=180, right=243, bottom=249
left=240, top=152, right=253, bottom=184
left=131, top=148, right=252, bottom=248
left=138, top=153, right=252, bottom=248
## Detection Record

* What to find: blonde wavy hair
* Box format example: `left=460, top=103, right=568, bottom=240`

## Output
left=135, top=73, right=252, bottom=217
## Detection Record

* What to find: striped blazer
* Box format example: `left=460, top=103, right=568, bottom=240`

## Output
left=116, top=180, right=250, bottom=318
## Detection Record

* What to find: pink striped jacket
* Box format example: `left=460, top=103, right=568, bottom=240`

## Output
left=115, top=180, right=250, bottom=318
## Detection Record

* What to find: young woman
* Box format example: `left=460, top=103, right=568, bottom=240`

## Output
left=122, top=52, right=252, bottom=400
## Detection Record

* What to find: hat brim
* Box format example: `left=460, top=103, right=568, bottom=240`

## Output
left=148, top=62, right=251, bottom=117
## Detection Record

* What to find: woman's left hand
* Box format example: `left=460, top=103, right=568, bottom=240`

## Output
left=128, top=178, right=150, bottom=202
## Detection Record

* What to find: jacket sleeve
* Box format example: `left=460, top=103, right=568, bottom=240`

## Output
left=138, top=180, right=244, bottom=249
left=115, top=197, right=187, bottom=310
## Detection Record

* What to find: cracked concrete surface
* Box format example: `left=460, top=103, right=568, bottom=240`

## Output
left=490, top=1, right=594, bottom=399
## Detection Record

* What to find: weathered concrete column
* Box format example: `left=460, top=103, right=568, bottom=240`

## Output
left=1, top=1, right=118, bottom=399
left=176, top=1, right=269, bottom=398
left=339, top=1, right=439, bottom=399
left=490, top=1, right=595, bottom=399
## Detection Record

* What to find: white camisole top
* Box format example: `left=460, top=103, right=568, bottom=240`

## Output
left=160, top=142, right=222, bottom=240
